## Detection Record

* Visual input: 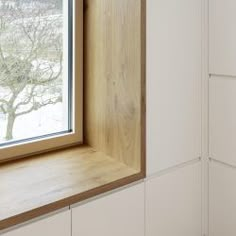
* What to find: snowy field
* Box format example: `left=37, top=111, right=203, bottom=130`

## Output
left=0, top=102, right=68, bottom=144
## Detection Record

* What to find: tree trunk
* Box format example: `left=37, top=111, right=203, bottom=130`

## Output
left=5, top=113, right=16, bottom=140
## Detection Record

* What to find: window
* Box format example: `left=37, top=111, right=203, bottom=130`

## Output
left=0, top=0, right=83, bottom=161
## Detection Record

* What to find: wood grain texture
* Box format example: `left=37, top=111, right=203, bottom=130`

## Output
left=84, top=0, right=145, bottom=172
left=0, top=145, right=141, bottom=231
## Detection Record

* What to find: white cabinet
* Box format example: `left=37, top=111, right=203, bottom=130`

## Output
left=209, top=161, right=236, bottom=236
left=146, top=162, right=201, bottom=236
left=72, top=183, right=144, bottom=236
left=209, top=0, right=236, bottom=76
left=2, top=210, right=70, bottom=236
left=209, top=77, right=236, bottom=166
left=147, top=0, right=201, bottom=175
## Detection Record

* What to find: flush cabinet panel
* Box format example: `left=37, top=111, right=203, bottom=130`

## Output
left=209, top=77, right=236, bottom=166
left=209, top=161, right=236, bottom=236
left=146, top=162, right=201, bottom=236
left=209, top=0, right=236, bottom=76
left=147, top=0, right=201, bottom=175
left=1, top=210, right=70, bottom=236
left=72, top=183, right=145, bottom=236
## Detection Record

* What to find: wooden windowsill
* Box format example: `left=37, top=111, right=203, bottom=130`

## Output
left=0, top=145, right=144, bottom=231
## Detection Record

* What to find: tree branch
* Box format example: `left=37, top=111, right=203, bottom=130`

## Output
left=16, top=96, right=62, bottom=117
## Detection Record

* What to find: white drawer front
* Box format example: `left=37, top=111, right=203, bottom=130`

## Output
left=72, top=183, right=145, bottom=236
left=2, top=210, right=71, bottom=236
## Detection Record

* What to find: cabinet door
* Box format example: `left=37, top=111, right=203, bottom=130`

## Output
left=210, top=161, right=236, bottom=236
left=147, top=0, right=201, bottom=175
left=72, top=183, right=144, bottom=236
left=2, top=210, right=71, bottom=236
left=209, top=0, right=236, bottom=76
left=146, top=162, right=201, bottom=236
left=209, top=77, right=236, bottom=166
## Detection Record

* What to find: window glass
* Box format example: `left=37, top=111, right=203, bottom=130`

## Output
left=0, top=0, right=72, bottom=145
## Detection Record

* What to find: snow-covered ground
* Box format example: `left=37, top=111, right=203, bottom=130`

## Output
left=0, top=102, right=68, bottom=144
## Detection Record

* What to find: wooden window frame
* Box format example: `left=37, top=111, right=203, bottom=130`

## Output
left=0, top=0, right=83, bottom=163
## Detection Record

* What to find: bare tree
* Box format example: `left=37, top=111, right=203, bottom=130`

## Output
left=0, top=1, right=63, bottom=140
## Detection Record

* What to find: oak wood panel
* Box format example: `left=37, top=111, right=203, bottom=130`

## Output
left=0, top=145, right=140, bottom=231
left=84, top=0, right=145, bottom=172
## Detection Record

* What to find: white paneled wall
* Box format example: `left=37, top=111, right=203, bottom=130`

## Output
left=147, top=0, right=202, bottom=174
left=146, top=162, right=202, bottom=236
